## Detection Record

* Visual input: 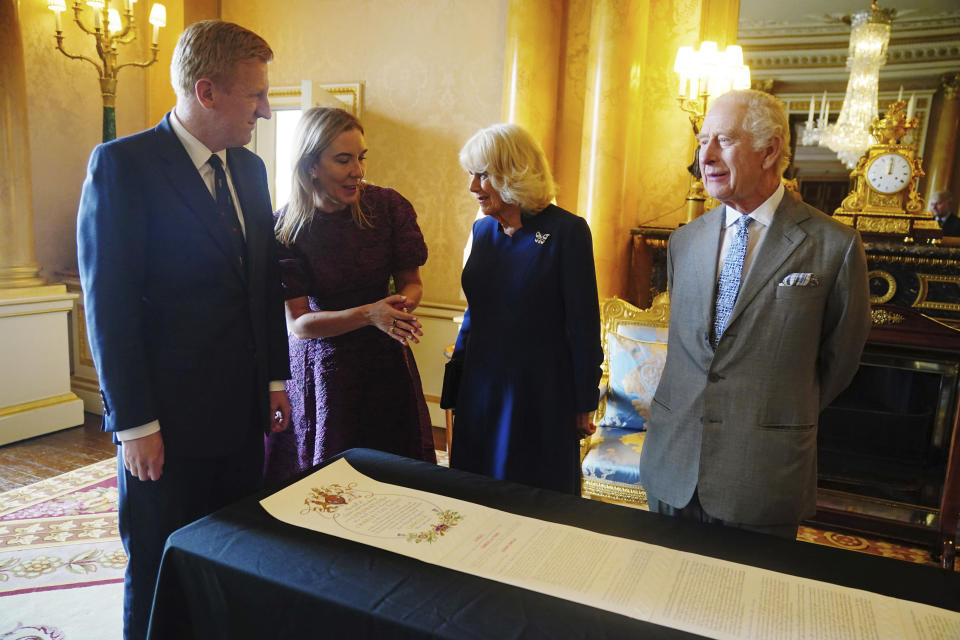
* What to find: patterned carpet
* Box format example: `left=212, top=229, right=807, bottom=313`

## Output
left=797, top=525, right=945, bottom=568
left=0, top=458, right=123, bottom=639
left=0, top=457, right=951, bottom=638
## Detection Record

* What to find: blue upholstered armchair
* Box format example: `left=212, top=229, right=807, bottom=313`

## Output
left=580, top=293, right=670, bottom=508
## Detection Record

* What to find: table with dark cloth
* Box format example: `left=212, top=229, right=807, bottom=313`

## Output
left=148, top=448, right=960, bottom=639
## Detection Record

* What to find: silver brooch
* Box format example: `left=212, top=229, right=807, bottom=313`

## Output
left=534, top=232, right=551, bottom=245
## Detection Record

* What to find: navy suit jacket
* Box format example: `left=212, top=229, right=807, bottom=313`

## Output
left=77, top=114, right=290, bottom=457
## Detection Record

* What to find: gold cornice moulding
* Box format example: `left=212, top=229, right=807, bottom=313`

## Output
left=0, top=264, right=47, bottom=289
left=0, top=284, right=67, bottom=300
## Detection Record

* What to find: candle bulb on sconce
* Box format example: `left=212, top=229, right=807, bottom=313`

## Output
left=673, top=40, right=751, bottom=221
left=149, top=3, right=165, bottom=45
left=906, top=94, right=916, bottom=120
left=673, top=41, right=751, bottom=132
left=48, top=0, right=166, bottom=142
left=897, top=86, right=904, bottom=102
left=49, top=0, right=66, bottom=30
left=674, top=46, right=693, bottom=98
left=802, top=91, right=830, bottom=147
left=108, top=9, right=122, bottom=34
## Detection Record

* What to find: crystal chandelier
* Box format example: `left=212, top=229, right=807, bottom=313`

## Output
left=817, top=1, right=895, bottom=169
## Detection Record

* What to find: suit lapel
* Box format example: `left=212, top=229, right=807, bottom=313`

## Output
left=692, top=206, right=725, bottom=306
left=691, top=205, right=726, bottom=296
left=228, top=149, right=261, bottom=285
left=154, top=115, right=247, bottom=282
left=725, top=198, right=809, bottom=329
left=687, top=207, right=725, bottom=348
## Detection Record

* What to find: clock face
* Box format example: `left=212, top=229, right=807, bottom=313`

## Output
left=866, top=153, right=911, bottom=194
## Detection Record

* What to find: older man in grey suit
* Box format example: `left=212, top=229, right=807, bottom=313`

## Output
left=639, top=90, right=871, bottom=539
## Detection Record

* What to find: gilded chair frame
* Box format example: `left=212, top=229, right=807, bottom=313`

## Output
left=581, top=292, right=670, bottom=507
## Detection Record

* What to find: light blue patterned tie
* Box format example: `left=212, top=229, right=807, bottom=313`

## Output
left=712, top=215, right=752, bottom=347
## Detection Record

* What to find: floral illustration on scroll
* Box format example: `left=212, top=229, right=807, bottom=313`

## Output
left=300, top=482, right=370, bottom=515
left=402, top=508, right=464, bottom=544
left=300, top=484, right=464, bottom=543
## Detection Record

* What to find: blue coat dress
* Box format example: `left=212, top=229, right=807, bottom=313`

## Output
left=450, top=204, right=603, bottom=494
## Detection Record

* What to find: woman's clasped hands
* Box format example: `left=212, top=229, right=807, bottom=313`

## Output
left=370, top=294, right=422, bottom=344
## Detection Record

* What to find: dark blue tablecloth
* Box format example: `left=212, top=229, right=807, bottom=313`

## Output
left=148, top=448, right=960, bottom=639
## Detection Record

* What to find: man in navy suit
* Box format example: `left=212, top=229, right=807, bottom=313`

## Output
left=77, top=21, right=290, bottom=639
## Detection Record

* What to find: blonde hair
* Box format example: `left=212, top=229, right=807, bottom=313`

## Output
left=459, top=123, right=556, bottom=212
left=170, top=20, right=273, bottom=100
left=275, top=107, right=371, bottom=246
left=716, top=90, right=792, bottom=176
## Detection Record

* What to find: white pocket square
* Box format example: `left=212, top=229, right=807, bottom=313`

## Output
left=779, top=273, right=819, bottom=287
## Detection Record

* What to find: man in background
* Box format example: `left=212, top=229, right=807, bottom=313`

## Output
left=77, top=20, right=290, bottom=639
left=931, top=190, right=960, bottom=236
left=640, top=90, right=871, bottom=540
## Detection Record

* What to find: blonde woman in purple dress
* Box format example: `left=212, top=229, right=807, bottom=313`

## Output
left=264, top=107, right=435, bottom=486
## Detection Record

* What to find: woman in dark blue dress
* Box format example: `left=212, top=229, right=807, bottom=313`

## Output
left=446, top=123, right=603, bottom=495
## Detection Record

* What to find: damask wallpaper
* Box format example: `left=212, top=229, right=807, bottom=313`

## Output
left=225, top=0, right=508, bottom=307
left=19, top=0, right=150, bottom=279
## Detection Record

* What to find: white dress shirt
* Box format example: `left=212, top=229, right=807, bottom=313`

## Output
left=715, top=183, right=785, bottom=283
left=169, top=111, right=247, bottom=237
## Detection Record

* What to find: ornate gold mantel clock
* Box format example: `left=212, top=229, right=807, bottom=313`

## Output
left=834, top=100, right=939, bottom=241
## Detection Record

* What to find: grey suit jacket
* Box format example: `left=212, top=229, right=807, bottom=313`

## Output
left=639, top=196, right=871, bottom=526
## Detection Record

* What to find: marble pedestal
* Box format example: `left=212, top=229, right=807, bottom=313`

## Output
left=0, top=285, right=84, bottom=445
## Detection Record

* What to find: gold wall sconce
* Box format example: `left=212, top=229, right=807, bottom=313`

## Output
left=48, top=0, right=166, bottom=141
left=673, top=41, right=751, bottom=220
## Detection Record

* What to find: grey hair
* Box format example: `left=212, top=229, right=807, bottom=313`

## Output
left=459, top=123, right=556, bottom=212
left=931, top=190, right=956, bottom=209
left=717, top=89, right=792, bottom=176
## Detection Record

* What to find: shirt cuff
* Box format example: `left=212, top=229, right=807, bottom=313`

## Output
left=269, top=380, right=287, bottom=392
left=116, top=420, right=161, bottom=442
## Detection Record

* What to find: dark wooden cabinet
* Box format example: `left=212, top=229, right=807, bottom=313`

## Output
left=814, top=305, right=960, bottom=569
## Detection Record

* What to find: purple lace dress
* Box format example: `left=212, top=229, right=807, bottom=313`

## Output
left=263, top=185, right=435, bottom=486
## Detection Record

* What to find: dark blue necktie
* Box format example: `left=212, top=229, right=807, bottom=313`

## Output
left=207, top=154, right=246, bottom=268
left=712, top=215, right=751, bottom=347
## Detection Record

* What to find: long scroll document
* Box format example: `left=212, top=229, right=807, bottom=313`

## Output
left=260, top=459, right=959, bottom=640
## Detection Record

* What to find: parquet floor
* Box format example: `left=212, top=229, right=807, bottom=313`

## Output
left=0, top=413, right=114, bottom=492
left=0, top=414, right=445, bottom=493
